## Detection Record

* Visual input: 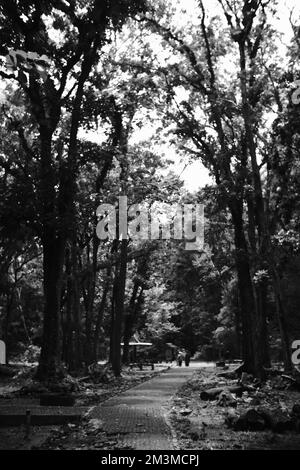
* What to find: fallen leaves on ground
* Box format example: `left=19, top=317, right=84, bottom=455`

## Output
left=170, top=364, right=300, bottom=450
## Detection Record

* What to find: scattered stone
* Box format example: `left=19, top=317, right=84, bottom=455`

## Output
left=217, top=363, right=244, bottom=379
left=240, top=372, right=254, bottom=386
left=179, top=408, right=193, bottom=416
left=217, top=391, right=237, bottom=407
left=189, top=426, right=205, bottom=441
left=282, top=375, right=300, bottom=392
left=224, top=409, right=239, bottom=428
left=86, top=418, right=103, bottom=433
left=230, top=408, right=268, bottom=431
left=271, top=376, right=288, bottom=390
left=87, top=363, right=111, bottom=383
left=200, top=385, right=245, bottom=401
left=48, top=376, right=80, bottom=393
left=226, top=407, right=294, bottom=433
left=269, top=411, right=294, bottom=433
left=67, top=423, right=76, bottom=429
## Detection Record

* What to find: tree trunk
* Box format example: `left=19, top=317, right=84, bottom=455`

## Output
left=93, top=275, right=110, bottom=362
left=37, top=234, right=65, bottom=380
left=111, top=240, right=128, bottom=377
left=230, top=201, right=258, bottom=375
left=3, top=291, right=14, bottom=363
left=63, top=246, right=72, bottom=368
left=36, top=132, right=66, bottom=381
left=235, top=292, right=242, bottom=359
left=271, top=268, right=292, bottom=371
left=122, top=282, right=139, bottom=364
left=238, top=40, right=270, bottom=377
left=247, top=194, right=270, bottom=368
left=255, top=283, right=271, bottom=368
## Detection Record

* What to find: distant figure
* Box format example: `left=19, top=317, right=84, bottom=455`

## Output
left=165, top=349, right=172, bottom=363
left=185, top=351, right=191, bottom=367
left=177, top=352, right=183, bottom=367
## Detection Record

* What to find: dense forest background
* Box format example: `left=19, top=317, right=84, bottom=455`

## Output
left=0, top=0, right=299, bottom=382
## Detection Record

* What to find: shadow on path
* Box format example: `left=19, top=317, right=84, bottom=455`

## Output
left=88, top=364, right=205, bottom=450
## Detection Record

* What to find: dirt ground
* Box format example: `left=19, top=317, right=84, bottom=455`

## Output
left=0, top=363, right=170, bottom=450
left=3, top=363, right=300, bottom=450
left=170, top=364, right=300, bottom=450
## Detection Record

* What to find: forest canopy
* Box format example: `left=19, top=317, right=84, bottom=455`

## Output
left=0, top=0, right=299, bottom=381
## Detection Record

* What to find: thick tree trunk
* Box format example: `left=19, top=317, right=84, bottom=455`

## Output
left=62, top=246, right=72, bottom=367
left=122, top=254, right=149, bottom=365
left=70, top=240, right=82, bottom=371
left=37, top=234, right=65, bottom=380
left=93, top=276, right=110, bottom=362
left=122, top=283, right=139, bottom=365
left=84, top=238, right=100, bottom=366
left=230, top=202, right=258, bottom=376
left=255, top=283, right=271, bottom=368
left=3, top=292, right=14, bottom=363
left=122, top=317, right=132, bottom=365
left=36, top=132, right=66, bottom=381
left=109, top=287, right=115, bottom=365
left=111, top=240, right=128, bottom=377
left=247, top=195, right=270, bottom=368
left=271, top=268, right=292, bottom=371
left=235, top=293, right=242, bottom=359
left=238, top=40, right=271, bottom=377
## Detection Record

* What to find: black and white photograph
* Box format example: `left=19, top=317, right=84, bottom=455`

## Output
left=0, top=0, right=300, bottom=456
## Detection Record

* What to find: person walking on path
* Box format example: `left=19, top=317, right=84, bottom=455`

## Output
left=185, top=351, right=191, bottom=367
left=177, top=351, right=183, bottom=367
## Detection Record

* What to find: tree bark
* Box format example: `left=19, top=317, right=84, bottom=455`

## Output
left=93, top=274, right=110, bottom=362
left=230, top=201, right=257, bottom=375
left=111, top=240, right=128, bottom=376
left=37, top=233, right=65, bottom=380
left=238, top=38, right=288, bottom=373
left=36, top=132, right=66, bottom=381
left=122, top=285, right=143, bottom=364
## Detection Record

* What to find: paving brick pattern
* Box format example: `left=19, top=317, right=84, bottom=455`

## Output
left=89, top=366, right=197, bottom=450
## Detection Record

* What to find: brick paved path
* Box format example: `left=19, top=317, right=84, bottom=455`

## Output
left=88, top=365, right=197, bottom=450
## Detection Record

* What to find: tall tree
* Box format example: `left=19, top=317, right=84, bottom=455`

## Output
left=0, top=0, right=147, bottom=380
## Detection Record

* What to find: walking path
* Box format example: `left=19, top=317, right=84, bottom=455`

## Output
left=88, top=364, right=198, bottom=450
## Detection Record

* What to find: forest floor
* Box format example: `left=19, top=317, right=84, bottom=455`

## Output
left=0, top=362, right=171, bottom=450
left=2, top=362, right=300, bottom=450
left=36, top=364, right=197, bottom=450
left=171, top=363, right=300, bottom=450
